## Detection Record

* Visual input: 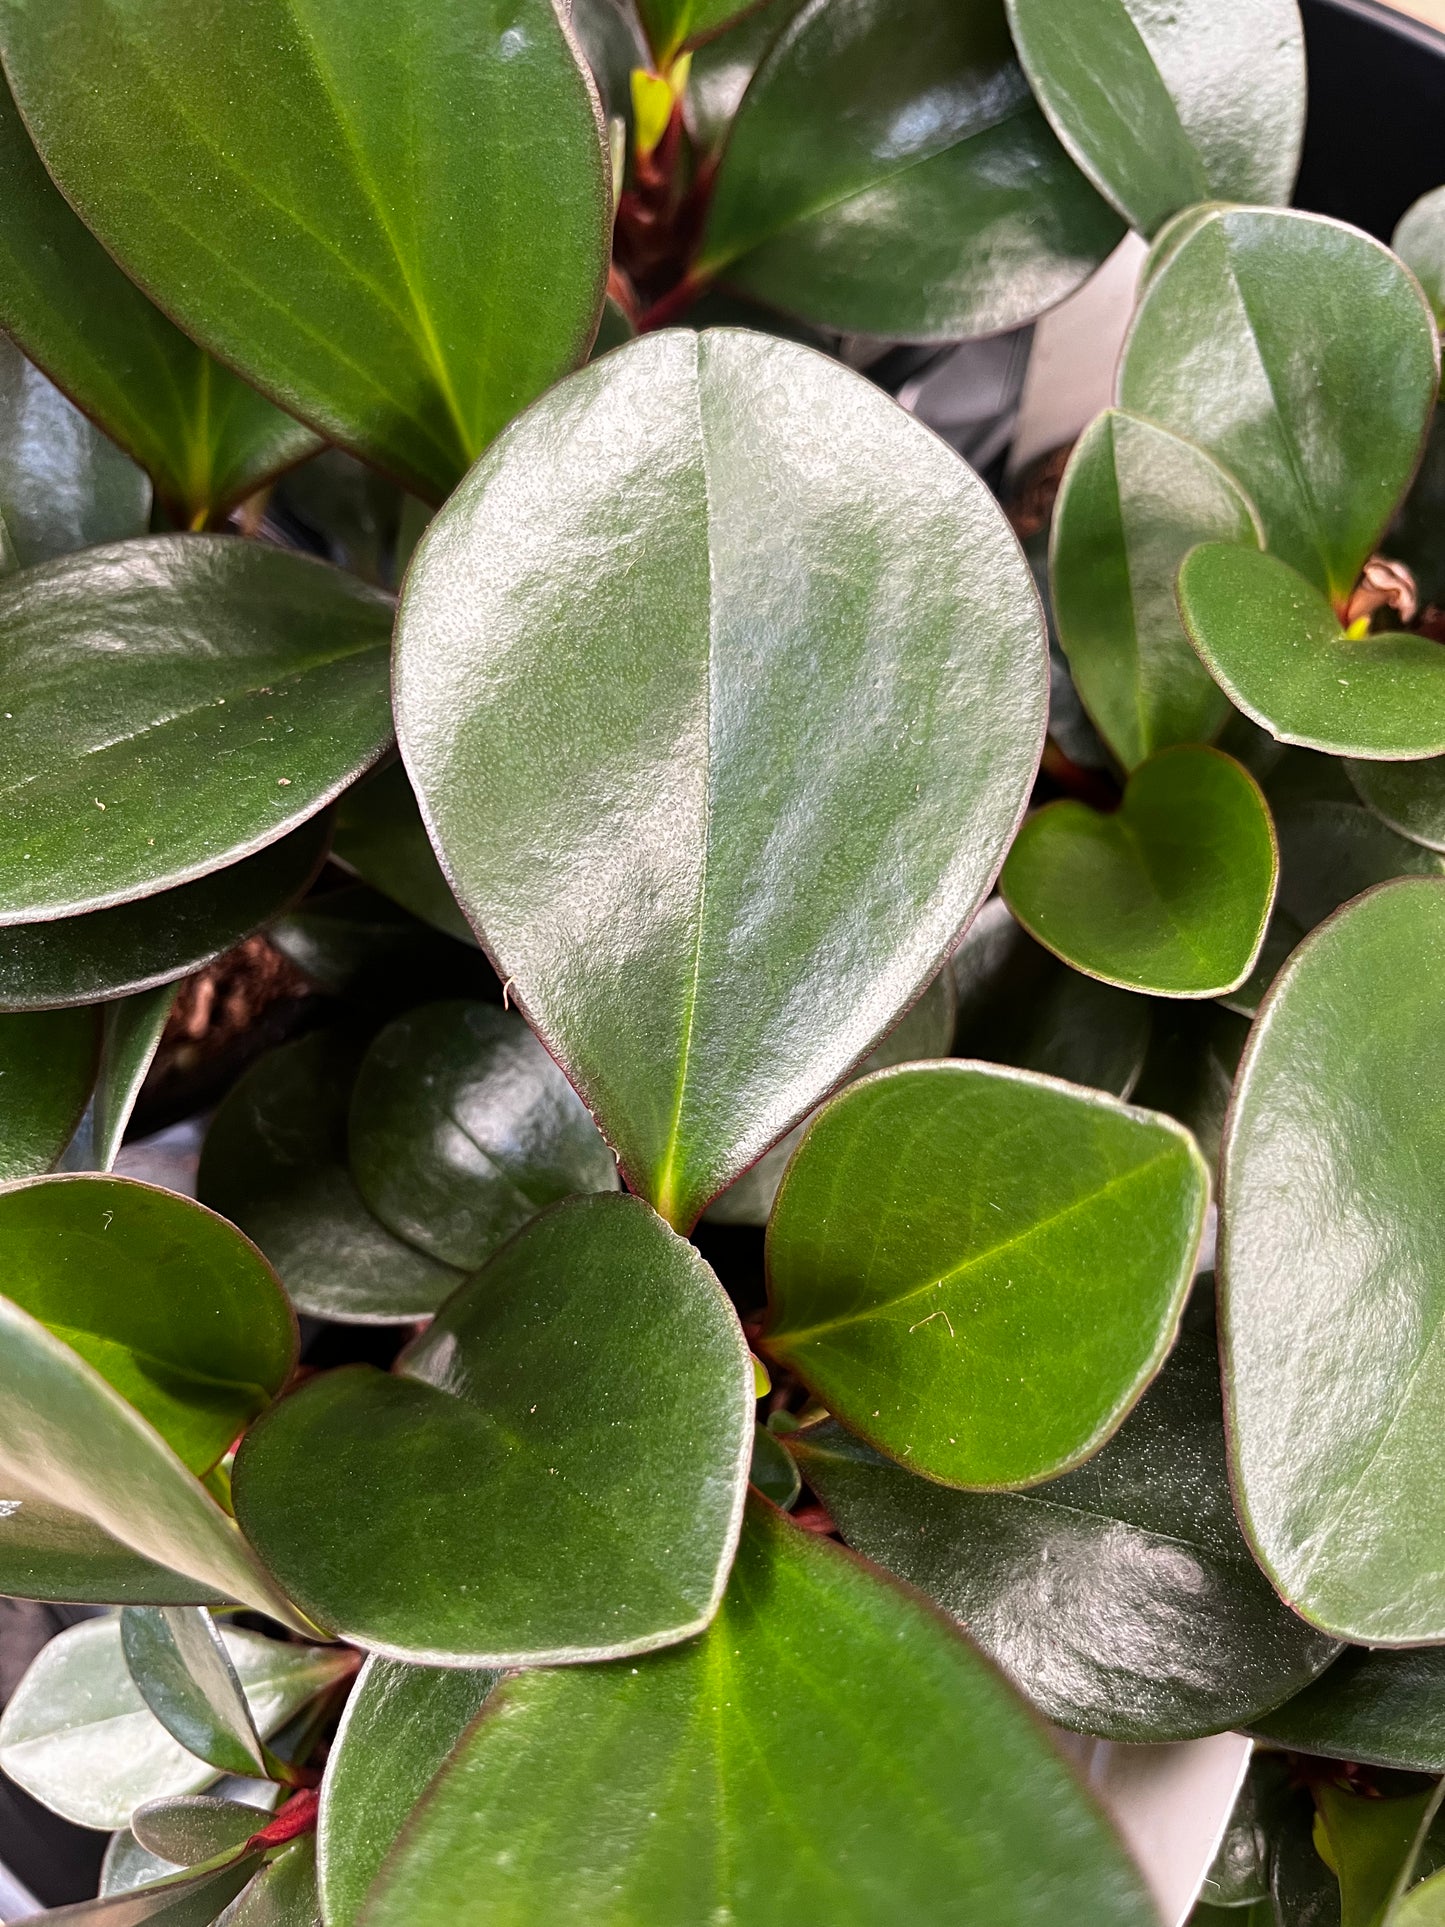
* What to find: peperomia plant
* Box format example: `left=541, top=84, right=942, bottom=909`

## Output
left=3, top=0, right=1445, bottom=1922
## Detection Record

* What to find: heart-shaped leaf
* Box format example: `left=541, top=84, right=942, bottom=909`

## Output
left=1050, top=410, right=1260, bottom=769
left=0, top=71, right=316, bottom=528
left=395, top=329, right=1048, bottom=1231
left=332, top=765, right=473, bottom=946
left=792, top=1289, right=1339, bottom=1742
left=62, top=988, right=177, bottom=1175
left=0, top=1498, right=227, bottom=1606
left=199, top=1032, right=465, bottom=1327
left=1396, top=187, right=1445, bottom=329
left=764, top=1061, right=1208, bottom=1488
left=121, top=1610, right=269, bottom=1780
left=1274, top=800, right=1445, bottom=935
left=1004, top=0, right=1305, bottom=238
left=1001, top=746, right=1278, bottom=998
left=1253, top=1649, right=1445, bottom=1773
left=638, top=0, right=755, bottom=62
left=318, top=1657, right=497, bottom=1927
left=1118, top=208, right=1440, bottom=603
left=0, top=0, right=611, bottom=504
left=129, top=1797, right=270, bottom=1870
left=233, top=1194, right=753, bottom=1665
left=0, top=536, right=393, bottom=925
left=0, top=1008, right=99, bottom=1180
left=357, top=1498, right=1158, bottom=1927
left=348, top=1002, right=620, bottom=1270
left=1222, top=877, right=1445, bottom=1641
left=1178, top=545, right=1445, bottom=760
left=1348, top=757, right=1445, bottom=853
left=695, top=0, right=1124, bottom=338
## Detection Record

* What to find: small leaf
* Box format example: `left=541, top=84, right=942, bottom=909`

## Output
left=1253, top=1648, right=1445, bottom=1774
left=332, top=765, right=474, bottom=946
left=62, top=987, right=178, bottom=1176
left=233, top=1195, right=753, bottom=1665
left=1347, top=757, right=1445, bottom=854
left=101, top=1830, right=185, bottom=1899
left=0, top=340, right=150, bottom=565
left=1395, top=186, right=1445, bottom=329
left=213, top=1836, right=318, bottom=1927
left=395, top=329, right=1048, bottom=1231
left=0, top=1008, right=100, bottom=1180
left=1001, top=746, right=1278, bottom=999
left=749, top=1425, right=801, bottom=1510
left=0, top=1497, right=227, bottom=1606
left=129, top=1798, right=270, bottom=1870
left=121, top=1610, right=268, bottom=1780
left=0, top=537, right=393, bottom=925
left=764, top=1062, right=1208, bottom=1488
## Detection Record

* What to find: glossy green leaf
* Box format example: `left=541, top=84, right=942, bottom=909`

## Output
left=1222, top=877, right=1445, bottom=1641
left=359, top=1499, right=1157, bottom=1927
left=1315, top=1784, right=1442, bottom=1927
left=1217, top=906, right=1304, bottom=1020
left=8, top=1857, right=260, bottom=1926
left=348, top=1001, right=620, bottom=1270
left=1200, top=1755, right=1289, bottom=1908
left=748, top=1424, right=801, bottom=1509
left=0, top=1616, right=348, bottom=1828
left=0, top=69, right=315, bottom=527
left=1275, top=800, right=1445, bottom=935
left=102, top=1829, right=187, bottom=1899
left=332, top=764, right=473, bottom=946
left=1001, top=746, right=1278, bottom=999
left=684, top=0, right=803, bottom=152
left=318, top=1657, right=497, bottom=1927
left=0, top=1007, right=100, bottom=1179
left=696, top=0, right=1124, bottom=338
left=216, top=1837, right=318, bottom=1927
left=638, top=0, right=755, bottom=62
left=0, top=339, right=151, bottom=565
left=1254, top=1649, right=1445, bottom=1773
left=129, top=1799, right=270, bottom=1870
left=1348, top=757, right=1445, bottom=854
left=1131, top=1001, right=1249, bottom=1175
left=0, top=1497, right=227, bottom=1605
left=266, top=886, right=490, bottom=1013
left=0, top=536, right=393, bottom=925
left=0, top=0, right=611, bottom=504
left=198, top=1032, right=465, bottom=1327
left=1004, top=0, right=1304, bottom=237
left=81, top=990, right=178, bottom=1174
left=764, top=1061, right=1208, bottom=1488
left=121, top=1611, right=268, bottom=1780
left=1396, top=187, right=1445, bottom=330
left=1119, top=208, right=1440, bottom=603
left=0, top=820, right=329, bottom=1013
left=571, top=0, right=649, bottom=129
left=0, top=1176, right=295, bottom=1475
left=234, top=1194, right=752, bottom=1665
left=1179, top=545, right=1445, bottom=760
left=1050, top=410, right=1259, bottom=769
left=1274, top=1796, right=1343, bottom=1927
left=792, top=1289, right=1337, bottom=1740
left=395, top=329, right=1047, bottom=1231
left=1400, top=1871, right=1445, bottom=1927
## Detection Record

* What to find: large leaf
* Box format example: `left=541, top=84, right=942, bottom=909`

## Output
left=0, top=339, right=151, bottom=565
left=318, top=1657, right=497, bottom=1927
left=1003, top=0, right=1305, bottom=238
left=198, top=1032, right=464, bottom=1327
left=0, top=70, right=315, bottom=527
left=348, top=1001, right=620, bottom=1270
left=332, top=764, right=473, bottom=945
left=1000, top=746, right=1278, bottom=998
left=0, top=1007, right=99, bottom=1179
left=1401, top=1873, right=1445, bottom=1927
left=0, top=1176, right=295, bottom=1474
left=764, top=1061, right=1208, bottom=1488
left=121, top=1610, right=269, bottom=1780
left=1050, top=410, right=1259, bottom=769
left=358, top=1499, right=1157, bottom=1927
left=0, top=536, right=393, bottom=925
left=638, top=0, right=755, bottom=62
left=1222, top=877, right=1445, bottom=1640
left=1395, top=186, right=1445, bottom=329
left=1118, top=208, right=1440, bottom=604
left=792, top=1290, right=1339, bottom=1742
left=695, top=0, right=1124, bottom=338
left=0, top=1498, right=226, bottom=1606
left=0, top=0, right=611, bottom=504
left=395, top=329, right=1047, bottom=1231
left=233, top=1194, right=752, bottom=1665
left=1254, top=1649, right=1445, bottom=1773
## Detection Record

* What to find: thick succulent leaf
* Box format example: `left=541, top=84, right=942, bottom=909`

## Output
left=0, top=1176, right=295, bottom=1475
left=1179, top=546, right=1445, bottom=760
left=1001, top=746, right=1278, bottom=999
left=8, top=1857, right=260, bottom=1926
left=0, top=1008, right=100, bottom=1179
left=638, top=0, right=755, bottom=62
left=348, top=1002, right=620, bottom=1269
left=1050, top=410, right=1259, bottom=769
left=214, top=1837, right=318, bottom=1927
left=764, top=1062, right=1208, bottom=1488
left=1275, top=800, right=1445, bottom=935
left=696, top=0, right=1124, bottom=338
left=395, top=329, right=1047, bottom=1231
left=0, top=821, right=328, bottom=1013
left=0, top=1497, right=227, bottom=1605
left=792, top=1291, right=1339, bottom=1742
left=1222, top=877, right=1445, bottom=1640
left=1254, top=1649, right=1445, bottom=1773
left=198, top=1033, right=464, bottom=1327
left=129, top=1799, right=270, bottom=1870
left=0, top=70, right=316, bottom=527
left=0, top=340, right=151, bottom=565
left=332, top=765, right=473, bottom=945
left=1348, top=758, right=1445, bottom=853
left=102, top=1830, right=187, bottom=1898
left=0, top=537, right=393, bottom=925
left=121, top=1611, right=268, bottom=1780
left=0, top=0, right=612, bottom=504
left=234, top=1195, right=753, bottom=1666
left=318, top=1657, right=497, bottom=1927
left=358, top=1499, right=1157, bottom=1927
left=0, top=1617, right=348, bottom=1829
left=1395, top=186, right=1445, bottom=329
left=1004, top=0, right=1305, bottom=237
left=1118, top=207, right=1440, bottom=603
left=685, top=0, right=804, bottom=152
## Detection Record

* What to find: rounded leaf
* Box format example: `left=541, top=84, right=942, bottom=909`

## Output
left=0, top=1007, right=99, bottom=1180
left=1253, top=1648, right=1445, bottom=1774
left=1395, top=185, right=1445, bottom=329
left=1347, top=755, right=1445, bottom=853
left=129, top=1798, right=270, bottom=1870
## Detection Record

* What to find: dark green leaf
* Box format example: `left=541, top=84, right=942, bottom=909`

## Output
left=395, top=329, right=1048, bottom=1231
left=571, top=0, right=649, bottom=129
left=1050, top=410, right=1258, bottom=769
left=266, top=886, right=488, bottom=1013
left=0, top=537, right=393, bottom=924
left=1253, top=1649, right=1445, bottom=1774
left=1001, top=746, right=1278, bottom=998
left=7, top=1857, right=259, bottom=1926
left=1222, top=877, right=1445, bottom=1641
left=80, top=989, right=178, bottom=1174
left=1274, top=1795, right=1343, bottom=1927
left=215, top=1836, right=318, bottom=1927
left=318, top=1657, right=497, bottom=1927
left=1200, top=1755, right=1290, bottom=1908
left=129, top=1799, right=269, bottom=1870
left=696, top=0, right=1124, bottom=338
left=1347, top=757, right=1445, bottom=855
left=1131, top=1001, right=1249, bottom=1175
left=684, top=0, right=803, bottom=153
left=0, top=1497, right=227, bottom=1605
left=1275, top=800, right=1445, bottom=934
left=749, top=1424, right=800, bottom=1509
left=764, top=1061, right=1208, bottom=1488
left=0, top=0, right=610, bottom=504
left=1004, top=0, right=1305, bottom=237
left=1119, top=208, right=1439, bottom=603
left=358, top=1499, right=1158, bottom=1927
left=199, top=1032, right=465, bottom=1327
left=1395, top=187, right=1445, bottom=329
left=269, top=451, right=411, bottom=589
left=234, top=1194, right=752, bottom=1665
left=332, top=765, right=473, bottom=945
left=638, top=0, right=756, bottom=62
left=348, top=1001, right=620, bottom=1269
left=0, top=340, right=150, bottom=565
left=121, top=1610, right=268, bottom=1780
left=0, top=1007, right=100, bottom=1179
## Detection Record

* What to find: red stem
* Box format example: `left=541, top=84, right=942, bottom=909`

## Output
left=246, top=1787, right=320, bottom=1851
